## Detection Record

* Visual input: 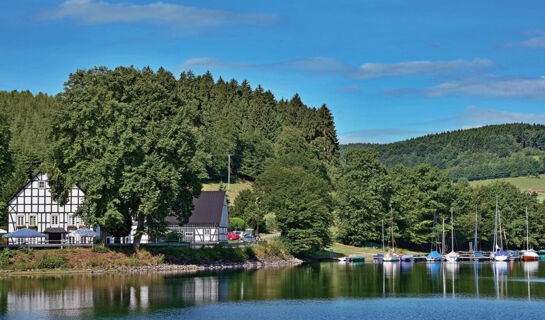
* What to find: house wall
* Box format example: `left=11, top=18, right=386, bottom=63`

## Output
left=168, top=224, right=222, bottom=243
left=6, top=173, right=85, bottom=241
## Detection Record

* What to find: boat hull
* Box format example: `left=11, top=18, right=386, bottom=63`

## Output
left=522, top=255, right=539, bottom=261
left=383, top=257, right=400, bottom=262
left=493, top=255, right=509, bottom=262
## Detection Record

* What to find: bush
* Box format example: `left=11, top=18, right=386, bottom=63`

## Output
left=19, top=247, right=34, bottom=258
left=0, top=248, right=14, bottom=268
left=92, top=245, right=109, bottom=253
left=36, top=253, right=67, bottom=269
left=229, top=217, right=246, bottom=231
left=263, top=213, right=278, bottom=232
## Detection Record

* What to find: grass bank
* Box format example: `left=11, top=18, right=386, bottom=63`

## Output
left=0, top=239, right=293, bottom=273
left=312, top=242, right=425, bottom=259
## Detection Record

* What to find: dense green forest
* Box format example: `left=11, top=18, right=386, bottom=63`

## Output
left=334, top=149, right=545, bottom=251
left=3, top=67, right=545, bottom=255
left=342, top=124, right=545, bottom=181
left=0, top=67, right=337, bottom=253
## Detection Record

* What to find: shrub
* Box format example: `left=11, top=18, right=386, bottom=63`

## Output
left=37, top=253, right=67, bottom=269
left=229, top=217, right=246, bottom=231
left=243, top=246, right=256, bottom=260
left=92, top=245, right=109, bottom=253
left=19, top=247, right=34, bottom=258
left=0, top=248, right=15, bottom=268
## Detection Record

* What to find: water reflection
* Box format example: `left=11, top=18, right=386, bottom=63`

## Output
left=2, top=262, right=545, bottom=317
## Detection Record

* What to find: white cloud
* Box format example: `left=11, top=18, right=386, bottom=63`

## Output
left=41, top=0, right=276, bottom=28
left=506, top=36, right=545, bottom=48
left=422, top=75, right=545, bottom=100
left=177, top=57, right=494, bottom=79
left=353, top=59, right=494, bottom=79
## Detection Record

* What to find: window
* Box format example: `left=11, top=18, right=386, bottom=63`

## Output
left=17, top=216, right=24, bottom=226
left=204, top=229, right=211, bottom=235
left=185, top=232, right=193, bottom=237
left=38, top=181, right=46, bottom=189
left=52, top=215, right=58, bottom=225
left=70, top=216, right=76, bottom=225
left=29, top=216, right=36, bottom=226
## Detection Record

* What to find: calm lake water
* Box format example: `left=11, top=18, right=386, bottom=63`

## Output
left=2, top=261, right=545, bottom=319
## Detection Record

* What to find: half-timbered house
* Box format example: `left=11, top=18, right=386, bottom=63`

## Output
left=6, top=173, right=85, bottom=244
left=166, top=191, right=228, bottom=243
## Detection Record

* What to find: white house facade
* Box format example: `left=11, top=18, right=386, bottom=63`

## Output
left=6, top=173, right=85, bottom=243
left=166, top=191, right=228, bottom=243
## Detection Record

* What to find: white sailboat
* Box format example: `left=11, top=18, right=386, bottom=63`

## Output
left=492, top=197, right=509, bottom=261
left=522, top=206, right=539, bottom=262
left=445, top=208, right=459, bottom=262
left=383, top=208, right=400, bottom=262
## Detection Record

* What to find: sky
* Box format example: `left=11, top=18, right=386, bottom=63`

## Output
left=2, top=0, right=545, bottom=144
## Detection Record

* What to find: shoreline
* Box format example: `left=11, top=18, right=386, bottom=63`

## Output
left=0, top=258, right=304, bottom=277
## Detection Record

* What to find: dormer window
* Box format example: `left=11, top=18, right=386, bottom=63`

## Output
left=38, top=181, right=46, bottom=189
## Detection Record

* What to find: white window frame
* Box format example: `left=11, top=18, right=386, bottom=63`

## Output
left=204, top=229, right=211, bottom=235
left=38, top=181, right=46, bottom=189
left=52, top=215, right=59, bottom=226
left=185, top=232, right=193, bottom=237
left=17, top=216, right=25, bottom=226
left=29, top=215, right=36, bottom=226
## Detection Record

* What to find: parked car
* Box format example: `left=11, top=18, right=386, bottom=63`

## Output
left=233, top=231, right=244, bottom=239
left=243, top=235, right=255, bottom=243
left=227, top=232, right=239, bottom=240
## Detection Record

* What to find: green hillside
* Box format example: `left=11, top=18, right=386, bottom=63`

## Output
left=342, top=123, right=545, bottom=181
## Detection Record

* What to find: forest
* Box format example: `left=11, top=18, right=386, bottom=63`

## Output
left=1, top=67, right=545, bottom=255
left=342, top=123, right=545, bottom=181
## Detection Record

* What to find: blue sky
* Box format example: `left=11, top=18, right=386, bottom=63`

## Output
left=2, top=1, right=545, bottom=143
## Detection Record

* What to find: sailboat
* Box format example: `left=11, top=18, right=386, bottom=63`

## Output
left=492, top=197, right=509, bottom=261
left=473, top=207, right=484, bottom=260
left=383, top=208, right=400, bottom=262
left=522, top=206, right=539, bottom=262
left=427, top=209, right=443, bottom=262
left=445, top=208, right=460, bottom=262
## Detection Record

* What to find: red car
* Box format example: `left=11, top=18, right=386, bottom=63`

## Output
left=227, top=232, right=239, bottom=240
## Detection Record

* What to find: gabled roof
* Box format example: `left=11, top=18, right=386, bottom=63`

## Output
left=166, top=191, right=226, bottom=226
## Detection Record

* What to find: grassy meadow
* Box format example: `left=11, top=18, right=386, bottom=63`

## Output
left=202, top=180, right=252, bottom=202
left=469, top=174, right=545, bottom=202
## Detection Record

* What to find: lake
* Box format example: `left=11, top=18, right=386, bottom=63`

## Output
left=2, top=261, right=545, bottom=319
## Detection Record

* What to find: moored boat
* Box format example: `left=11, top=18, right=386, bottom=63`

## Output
left=492, top=249, right=510, bottom=261
left=383, top=249, right=400, bottom=262
left=445, top=208, right=459, bottom=263
left=522, top=250, right=539, bottom=261
left=426, top=250, right=443, bottom=261
left=445, top=251, right=460, bottom=262
left=401, top=254, right=413, bottom=262
left=373, top=254, right=384, bottom=262
left=539, top=250, right=545, bottom=260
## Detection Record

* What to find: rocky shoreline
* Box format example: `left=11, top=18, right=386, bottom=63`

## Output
left=0, top=258, right=304, bottom=277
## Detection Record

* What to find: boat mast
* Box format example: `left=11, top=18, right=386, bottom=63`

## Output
left=499, top=208, right=503, bottom=249
left=474, top=207, right=478, bottom=252
left=382, top=218, right=385, bottom=252
left=442, top=216, right=445, bottom=255
left=493, top=196, right=498, bottom=252
left=390, top=207, right=395, bottom=252
left=434, top=209, right=438, bottom=252
left=526, top=206, right=529, bottom=251
left=451, top=207, right=455, bottom=253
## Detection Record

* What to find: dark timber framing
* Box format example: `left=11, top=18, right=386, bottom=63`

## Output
left=6, top=173, right=85, bottom=243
